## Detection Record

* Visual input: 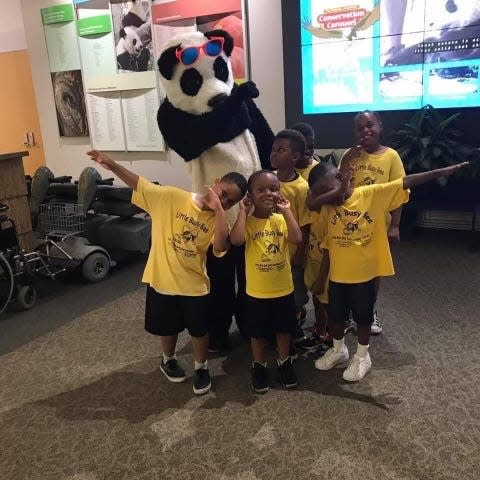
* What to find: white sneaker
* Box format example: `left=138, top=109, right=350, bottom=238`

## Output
left=370, top=310, right=383, bottom=335
left=343, top=353, right=372, bottom=381
left=314, top=344, right=349, bottom=370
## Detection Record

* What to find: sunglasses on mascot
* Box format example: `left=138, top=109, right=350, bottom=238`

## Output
left=175, top=37, right=224, bottom=67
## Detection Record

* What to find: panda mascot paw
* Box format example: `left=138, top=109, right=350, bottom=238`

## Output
left=232, top=81, right=259, bottom=100
left=156, top=29, right=274, bottom=207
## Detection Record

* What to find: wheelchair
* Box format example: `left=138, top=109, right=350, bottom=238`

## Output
left=0, top=203, right=47, bottom=312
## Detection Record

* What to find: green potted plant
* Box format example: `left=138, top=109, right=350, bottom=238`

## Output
left=390, top=104, right=479, bottom=186
left=389, top=104, right=480, bottom=237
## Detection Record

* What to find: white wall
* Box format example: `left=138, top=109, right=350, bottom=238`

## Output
left=20, top=0, right=285, bottom=188
left=0, top=0, right=27, bottom=53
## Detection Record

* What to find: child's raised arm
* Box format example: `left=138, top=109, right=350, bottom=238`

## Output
left=230, top=197, right=252, bottom=246
left=200, top=187, right=230, bottom=253
left=403, top=162, right=469, bottom=190
left=86, top=150, right=139, bottom=190
left=276, top=196, right=302, bottom=245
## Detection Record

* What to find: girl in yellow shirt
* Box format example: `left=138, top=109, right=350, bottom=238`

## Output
left=230, top=170, right=302, bottom=394
left=307, top=159, right=468, bottom=381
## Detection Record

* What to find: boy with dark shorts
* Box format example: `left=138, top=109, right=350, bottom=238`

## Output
left=87, top=150, right=247, bottom=395
left=307, top=158, right=468, bottom=381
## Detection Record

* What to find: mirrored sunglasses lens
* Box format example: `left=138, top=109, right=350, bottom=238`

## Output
left=181, top=47, right=199, bottom=65
left=205, top=39, right=222, bottom=56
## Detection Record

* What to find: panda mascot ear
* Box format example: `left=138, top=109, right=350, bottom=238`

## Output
left=119, top=28, right=126, bottom=39
left=204, top=29, right=234, bottom=57
left=157, top=44, right=180, bottom=80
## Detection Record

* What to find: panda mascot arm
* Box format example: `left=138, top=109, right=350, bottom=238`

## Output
left=157, top=29, right=273, bottom=169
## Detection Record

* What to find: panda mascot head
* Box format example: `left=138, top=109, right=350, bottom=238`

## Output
left=156, top=28, right=273, bottom=182
left=158, top=30, right=235, bottom=115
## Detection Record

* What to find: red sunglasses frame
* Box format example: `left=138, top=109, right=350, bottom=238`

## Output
left=175, top=36, right=225, bottom=67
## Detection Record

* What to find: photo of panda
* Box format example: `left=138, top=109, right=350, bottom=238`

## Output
left=111, top=0, right=153, bottom=72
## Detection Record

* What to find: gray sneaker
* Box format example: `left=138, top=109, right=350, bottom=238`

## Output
left=370, top=310, right=383, bottom=335
left=344, top=312, right=356, bottom=334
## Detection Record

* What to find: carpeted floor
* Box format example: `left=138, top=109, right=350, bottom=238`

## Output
left=1, top=231, right=479, bottom=480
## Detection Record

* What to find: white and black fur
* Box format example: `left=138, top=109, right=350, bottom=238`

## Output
left=116, top=26, right=150, bottom=71
left=156, top=30, right=273, bottom=208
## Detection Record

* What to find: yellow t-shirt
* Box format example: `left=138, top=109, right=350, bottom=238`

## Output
left=296, top=159, right=319, bottom=181
left=131, top=177, right=219, bottom=296
left=341, top=147, right=405, bottom=186
left=244, top=213, right=294, bottom=299
left=304, top=211, right=329, bottom=304
left=278, top=173, right=311, bottom=257
left=316, top=178, right=409, bottom=284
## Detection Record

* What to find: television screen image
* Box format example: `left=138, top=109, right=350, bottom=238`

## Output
left=300, top=0, right=480, bottom=114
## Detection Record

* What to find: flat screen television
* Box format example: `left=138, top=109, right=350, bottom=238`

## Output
left=282, top=0, right=480, bottom=147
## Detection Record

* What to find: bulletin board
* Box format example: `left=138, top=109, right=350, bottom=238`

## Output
left=41, top=0, right=248, bottom=151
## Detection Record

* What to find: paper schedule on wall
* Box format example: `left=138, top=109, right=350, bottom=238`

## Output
left=122, top=89, right=164, bottom=152
left=86, top=91, right=126, bottom=151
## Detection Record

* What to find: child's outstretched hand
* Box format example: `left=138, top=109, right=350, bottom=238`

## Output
left=87, top=150, right=115, bottom=170
left=438, top=162, right=469, bottom=176
left=276, top=195, right=291, bottom=212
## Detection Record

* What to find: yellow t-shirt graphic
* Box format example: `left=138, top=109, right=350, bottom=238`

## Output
left=316, top=179, right=409, bottom=284
left=244, top=213, right=294, bottom=299
left=132, top=177, right=218, bottom=296
left=341, top=147, right=405, bottom=187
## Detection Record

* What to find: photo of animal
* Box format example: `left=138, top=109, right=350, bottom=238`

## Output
left=111, top=0, right=153, bottom=72
left=51, top=70, right=89, bottom=137
left=381, top=0, right=480, bottom=66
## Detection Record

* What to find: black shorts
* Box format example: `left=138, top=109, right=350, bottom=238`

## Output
left=145, top=286, right=208, bottom=337
left=245, top=293, right=297, bottom=339
left=328, top=279, right=375, bottom=327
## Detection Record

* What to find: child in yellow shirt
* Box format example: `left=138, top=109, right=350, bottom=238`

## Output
left=291, top=122, right=320, bottom=181
left=340, top=110, right=406, bottom=335
left=270, top=129, right=317, bottom=350
left=307, top=159, right=468, bottom=381
left=86, top=150, right=247, bottom=395
left=230, top=170, right=302, bottom=393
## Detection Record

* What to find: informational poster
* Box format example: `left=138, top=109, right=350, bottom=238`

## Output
left=86, top=91, right=126, bottom=150
left=122, top=88, right=165, bottom=151
left=84, top=71, right=157, bottom=92
left=77, top=9, right=117, bottom=77
left=42, top=4, right=81, bottom=72
left=300, top=0, right=480, bottom=114
left=151, top=0, right=247, bottom=81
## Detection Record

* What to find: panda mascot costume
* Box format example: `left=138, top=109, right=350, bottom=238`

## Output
left=157, top=29, right=274, bottom=350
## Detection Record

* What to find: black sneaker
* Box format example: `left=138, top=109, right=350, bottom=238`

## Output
left=251, top=362, right=269, bottom=394
left=160, top=358, right=186, bottom=383
left=277, top=357, right=297, bottom=389
left=193, top=367, right=212, bottom=395
left=294, top=336, right=320, bottom=351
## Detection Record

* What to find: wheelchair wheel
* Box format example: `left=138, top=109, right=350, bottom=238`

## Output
left=16, top=285, right=37, bottom=311
left=0, top=252, right=14, bottom=313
